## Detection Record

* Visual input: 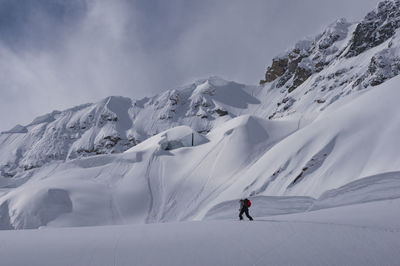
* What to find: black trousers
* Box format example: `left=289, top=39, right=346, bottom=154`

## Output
left=239, top=207, right=253, bottom=220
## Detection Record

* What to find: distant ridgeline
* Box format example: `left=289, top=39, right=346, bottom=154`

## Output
left=0, top=0, right=400, bottom=230
left=0, top=0, right=399, bottom=182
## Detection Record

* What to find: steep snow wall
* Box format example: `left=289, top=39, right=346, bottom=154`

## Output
left=1, top=0, right=400, bottom=229
left=1, top=75, right=399, bottom=229
left=4, top=5, right=400, bottom=177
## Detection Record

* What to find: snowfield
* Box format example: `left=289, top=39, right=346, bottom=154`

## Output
left=1, top=1, right=400, bottom=265
left=1, top=74, right=399, bottom=229
left=0, top=197, right=399, bottom=266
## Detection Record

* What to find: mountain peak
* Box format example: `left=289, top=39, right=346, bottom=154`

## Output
left=259, top=17, right=353, bottom=92
left=344, top=0, right=400, bottom=58
left=3, top=0, right=400, bottom=181
left=1, top=124, right=28, bottom=134
left=257, top=0, right=400, bottom=120
left=191, top=76, right=233, bottom=88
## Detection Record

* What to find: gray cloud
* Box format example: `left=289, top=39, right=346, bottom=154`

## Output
left=0, top=0, right=380, bottom=131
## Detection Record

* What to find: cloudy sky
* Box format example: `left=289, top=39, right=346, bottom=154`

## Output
left=0, top=0, right=380, bottom=131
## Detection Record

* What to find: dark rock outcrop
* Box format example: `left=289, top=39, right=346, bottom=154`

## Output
left=264, top=57, right=289, bottom=82
left=289, top=64, right=313, bottom=93
left=215, top=109, right=229, bottom=116
left=260, top=19, right=351, bottom=93
left=353, top=45, right=400, bottom=88
left=345, top=0, right=400, bottom=58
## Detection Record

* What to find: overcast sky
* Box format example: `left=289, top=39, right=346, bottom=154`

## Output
left=0, top=0, right=380, bottom=131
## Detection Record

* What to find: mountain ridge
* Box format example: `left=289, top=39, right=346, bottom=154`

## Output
left=0, top=0, right=399, bottom=230
left=3, top=1, right=400, bottom=176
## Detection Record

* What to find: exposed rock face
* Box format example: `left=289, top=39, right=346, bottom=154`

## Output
left=0, top=96, right=140, bottom=175
left=3, top=0, right=400, bottom=179
left=265, top=57, right=289, bottom=82
left=369, top=50, right=400, bottom=86
left=353, top=45, right=400, bottom=88
left=345, top=0, right=400, bottom=58
left=0, top=77, right=257, bottom=177
left=260, top=19, right=351, bottom=93
left=259, top=1, right=400, bottom=120
left=261, top=1, right=400, bottom=92
left=289, top=60, right=314, bottom=93
left=215, top=109, right=229, bottom=116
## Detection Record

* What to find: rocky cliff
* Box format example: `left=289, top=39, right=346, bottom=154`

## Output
left=2, top=0, right=400, bottom=179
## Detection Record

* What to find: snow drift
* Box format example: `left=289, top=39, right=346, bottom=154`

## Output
left=0, top=0, right=400, bottom=231
left=0, top=73, right=399, bottom=229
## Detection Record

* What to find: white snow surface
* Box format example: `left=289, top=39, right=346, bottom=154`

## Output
left=0, top=74, right=399, bottom=229
left=2, top=19, right=400, bottom=176
left=0, top=197, right=399, bottom=266
left=0, top=2, right=400, bottom=264
left=3, top=8, right=400, bottom=178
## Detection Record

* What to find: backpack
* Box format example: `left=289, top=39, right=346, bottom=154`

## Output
left=245, top=198, right=251, bottom=207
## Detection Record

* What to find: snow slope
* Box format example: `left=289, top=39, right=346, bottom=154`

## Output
left=0, top=197, right=399, bottom=266
left=0, top=1, right=399, bottom=265
left=0, top=73, right=399, bottom=229
left=205, top=170, right=400, bottom=220
left=0, top=0, right=399, bottom=233
left=2, top=1, right=400, bottom=181
left=2, top=1, right=400, bottom=177
left=0, top=78, right=261, bottom=177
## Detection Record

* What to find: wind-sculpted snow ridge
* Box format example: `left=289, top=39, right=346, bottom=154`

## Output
left=204, top=171, right=400, bottom=220
left=2, top=1, right=400, bottom=178
left=0, top=77, right=264, bottom=178
left=0, top=117, right=299, bottom=228
left=310, top=171, right=400, bottom=210
left=0, top=0, right=400, bottom=230
left=0, top=74, right=399, bottom=229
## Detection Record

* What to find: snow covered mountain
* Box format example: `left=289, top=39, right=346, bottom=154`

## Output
left=1, top=0, right=400, bottom=230
left=0, top=78, right=261, bottom=177
left=259, top=0, right=400, bottom=119
left=3, top=2, right=400, bottom=178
